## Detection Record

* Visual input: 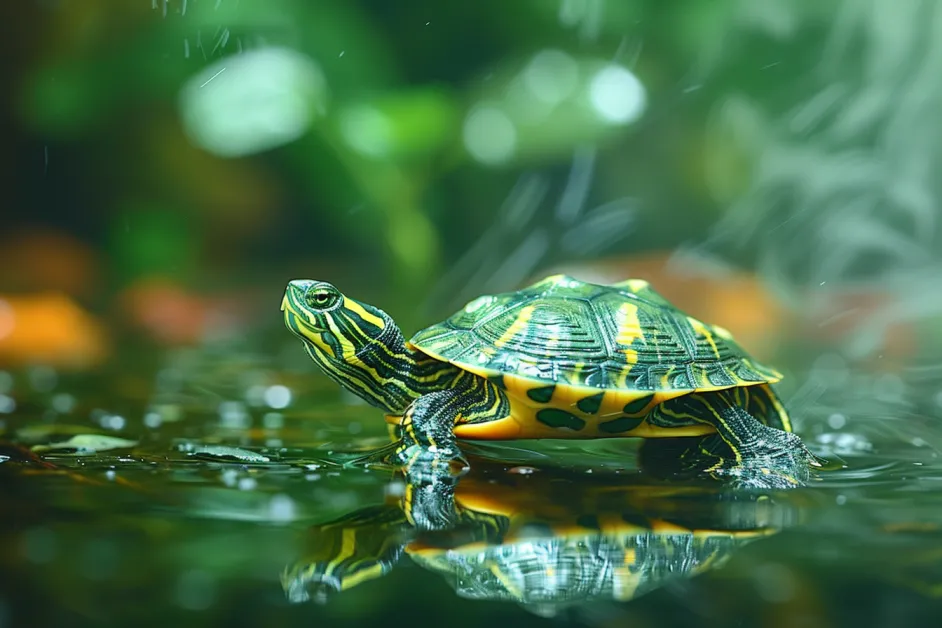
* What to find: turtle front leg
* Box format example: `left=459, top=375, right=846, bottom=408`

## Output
left=391, top=390, right=467, bottom=475
left=652, top=391, right=819, bottom=489
left=386, top=390, right=469, bottom=530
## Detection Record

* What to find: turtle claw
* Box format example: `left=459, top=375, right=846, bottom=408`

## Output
left=343, top=441, right=402, bottom=470
left=399, top=444, right=470, bottom=483
left=345, top=441, right=470, bottom=483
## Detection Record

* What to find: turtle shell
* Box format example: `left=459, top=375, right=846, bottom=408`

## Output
left=409, top=275, right=781, bottom=396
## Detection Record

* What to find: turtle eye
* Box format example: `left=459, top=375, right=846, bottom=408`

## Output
left=306, top=288, right=338, bottom=310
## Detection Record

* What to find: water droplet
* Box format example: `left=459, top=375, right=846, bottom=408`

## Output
left=237, top=477, right=257, bottom=491
left=835, top=494, right=847, bottom=505
left=105, top=470, right=116, bottom=481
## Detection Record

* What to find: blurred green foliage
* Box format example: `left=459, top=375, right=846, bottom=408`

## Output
left=4, top=0, right=939, bottom=359
left=7, top=0, right=756, bottom=318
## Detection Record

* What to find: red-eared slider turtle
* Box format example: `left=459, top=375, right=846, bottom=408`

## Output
left=281, top=274, right=817, bottom=488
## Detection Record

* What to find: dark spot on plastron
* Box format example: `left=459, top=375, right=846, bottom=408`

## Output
left=576, top=392, right=604, bottom=414
left=599, top=416, right=645, bottom=434
left=488, top=374, right=506, bottom=390
left=576, top=514, right=600, bottom=530
left=623, top=394, right=654, bottom=415
left=535, top=409, right=586, bottom=431
left=526, top=384, right=556, bottom=404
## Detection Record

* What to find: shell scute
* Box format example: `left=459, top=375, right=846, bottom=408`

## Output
left=410, top=275, right=781, bottom=396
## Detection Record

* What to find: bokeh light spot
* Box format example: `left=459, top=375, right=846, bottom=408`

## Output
left=523, top=50, right=579, bottom=106
left=340, top=105, right=393, bottom=158
left=264, top=385, right=292, bottom=409
left=588, top=64, right=646, bottom=124
left=179, top=47, right=326, bottom=158
left=463, top=106, right=517, bottom=165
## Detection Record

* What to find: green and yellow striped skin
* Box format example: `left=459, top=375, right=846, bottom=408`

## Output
left=282, top=274, right=811, bottom=487
left=281, top=283, right=461, bottom=416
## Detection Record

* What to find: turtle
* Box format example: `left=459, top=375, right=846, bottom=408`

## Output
left=281, top=274, right=818, bottom=488
left=282, top=463, right=797, bottom=614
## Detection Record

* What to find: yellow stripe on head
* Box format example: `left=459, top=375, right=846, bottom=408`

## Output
left=343, top=297, right=386, bottom=330
left=324, top=312, right=358, bottom=361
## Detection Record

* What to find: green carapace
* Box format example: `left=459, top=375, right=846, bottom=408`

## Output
left=282, top=274, right=817, bottom=487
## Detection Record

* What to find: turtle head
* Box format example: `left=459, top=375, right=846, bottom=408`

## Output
left=281, top=279, right=415, bottom=412
left=282, top=278, right=392, bottom=352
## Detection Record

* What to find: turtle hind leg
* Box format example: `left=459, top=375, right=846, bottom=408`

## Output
left=650, top=389, right=818, bottom=489
left=742, top=383, right=793, bottom=432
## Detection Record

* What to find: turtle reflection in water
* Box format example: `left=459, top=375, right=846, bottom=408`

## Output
left=282, top=274, right=820, bottom=489
left=282, top=463, right=799, bottom=615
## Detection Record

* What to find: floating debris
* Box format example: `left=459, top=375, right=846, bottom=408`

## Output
left=184, top=444, right=271, bottom=463
left=32, top=434, right=139, bottom=454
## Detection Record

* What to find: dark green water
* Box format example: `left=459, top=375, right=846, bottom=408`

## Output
left=2, top=344, right=942, bottom=628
